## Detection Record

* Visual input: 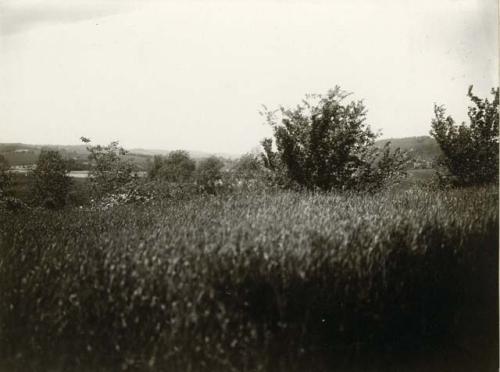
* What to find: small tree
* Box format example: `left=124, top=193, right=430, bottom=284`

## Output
left=151, top=150, right=196, bottom=183
left=32, top=150, right=72, bottom=208
left=430, top=86, right=499, bottom=186
left=261, top=87, right=408, bottom=191
left=230, top=152, right=275, bottom=190
left=232, top=153, right=266, bottom=181
left=81, top=137, right=137, bottom=198
left=148, top=155, right=165, bottom=180
left=196, top=156, right=224, bottom=192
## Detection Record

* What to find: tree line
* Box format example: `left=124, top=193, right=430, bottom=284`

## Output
left=0, top=85, right=497, bottom=209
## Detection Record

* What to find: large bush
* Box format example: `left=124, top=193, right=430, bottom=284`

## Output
left=230, top=153, right=276, bottom=191
left=430, top=86, right=499, bottom=186
left=31, top=149, right=72, bottom=209
left=148, top=150, right=196, bottom=183
left=148, top=155, right=165, bottom=180
left=261, top=87, right=408, bottom=191
left=81, top=137, right=137, bottom=198
left=195, top=156, right=225, bottom=193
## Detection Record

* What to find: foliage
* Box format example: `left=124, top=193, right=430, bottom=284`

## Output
left=0, top=186, right=497, bottom=372
left=261, top=87, right=408, bottom=191
left=0, top=155, right=11, bottom=199
left=195, top=156, right=225, bottom=193
left=88, top=179, right=201, bottom=210
left=148, top=155, right=165, bottom=180
left=81, top=137, right=137, bottom=198
left=233, top=152, right=271, bottom=179
left=31, top=149, right=72, bottom=209
left=229, top=153, right=276, bottom=191
left=148, top=150, right=196, bottom=183
left=375, top=136, right=441, bottom=163
left=0, top=196, right=29, bottom=212
left=0, top=160, right=29, bottom=212
left=430, top=86, right=499, bottom=186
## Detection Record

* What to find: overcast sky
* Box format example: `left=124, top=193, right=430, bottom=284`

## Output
left=0, top=0, right=497, bottom=154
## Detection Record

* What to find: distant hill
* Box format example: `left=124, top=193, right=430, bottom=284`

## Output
left=129, top=148, right=240, bottom=160
left=1, top=136, right=442, bottom=169
left=0, top=143, right=240, bottom=169
left=375, top=136, right=442, bottom=162
left=0, top=144, right=92, bottom=167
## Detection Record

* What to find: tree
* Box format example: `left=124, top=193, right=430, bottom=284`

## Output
left=150, top=150, right=196, bottom=183
left=81, top=137, right=137, bottom=198
left=261, top=86, right=408, bottom=191
left=148, top=155, right=165, bottom=180
left=196, top=156, right=224, bottom=192
left=32, top=150, right=72, bottom=208
left=232, top=153, right=266, bottom=181
left=430, top=86, right=499, bottom=186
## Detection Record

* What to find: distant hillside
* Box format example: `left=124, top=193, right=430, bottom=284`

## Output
left=0, top=143, right=147, bottom=169
left=129, top=148, right=240, bottom=160
left=0, top=143, right=90, bottom=165
left=375, top=136, right=442, bottom=162
left=1, top=136, right=442, bottom=169
left=0, top=143, right=239, bottom=169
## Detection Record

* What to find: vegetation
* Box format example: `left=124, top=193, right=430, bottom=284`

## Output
left=149, top=150, right=196, bottom=183
left=232, top=153, right=266, bottom=180
left=31, top=149, right=72, bottom=209
left=195, top=156, right=225, bottom=193
left=82, top=137, right=137, bottom=198
left=0, top=85, right=498, bottom=371
left=261, top=87, right=408, bottom=191
left=0, top=155, right=11, bottom=198
left=0, top=186, right=497, bottom=372
left=431, top=86, right=499, bottom=186
left=148, top=155, right=165, bottom=179
left=0, top=143, right=152, bottom=170
left=375, top=136, right=441, bottom=167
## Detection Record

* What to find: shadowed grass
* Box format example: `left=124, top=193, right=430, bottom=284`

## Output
left=0, top=186, right=497, bottom=371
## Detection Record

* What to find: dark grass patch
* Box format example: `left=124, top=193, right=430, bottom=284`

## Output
left=0, top=186, right=497, bottom=371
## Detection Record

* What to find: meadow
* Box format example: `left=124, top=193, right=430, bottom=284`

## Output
left=0, top=185, right=498, bottom=372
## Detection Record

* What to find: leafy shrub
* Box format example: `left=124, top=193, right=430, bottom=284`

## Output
left=224, top=153, right=275, bottom=192
left=148, top=155, right=165, bottom=180
left=148, top=150, right=196, bottom=183
left=232, top=153, right=263, bottom=179
left=195, top=156, right=225, bottom=193
left=431, top=86, right=499, bottom=186
left=261, top=87, right=408, bottom=191
left=88, top=179, right=202, bottom=210
left=31, top=149, right=72, bottom=209
left=82, top=137, right=138, bottom=199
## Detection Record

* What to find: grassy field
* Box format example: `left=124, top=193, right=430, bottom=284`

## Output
left=0, top=185, right=498, bottom=372
left=5, top=174, right=90, bottom=206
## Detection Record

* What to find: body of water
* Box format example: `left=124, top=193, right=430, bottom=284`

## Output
left=9, top=170, right=146, bottom=178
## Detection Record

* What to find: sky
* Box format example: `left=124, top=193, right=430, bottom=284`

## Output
left=0, top=0, right=498, bottom=154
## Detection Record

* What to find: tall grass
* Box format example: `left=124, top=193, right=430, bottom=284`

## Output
left=0, top=186, right=497, bottom=372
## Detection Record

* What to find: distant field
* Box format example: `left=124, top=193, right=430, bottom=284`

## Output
left=6, top=174, right=89, bottom=204
left=0, top=185, right=497, bottom=372
left=401, top=169, right=436, bottom=186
